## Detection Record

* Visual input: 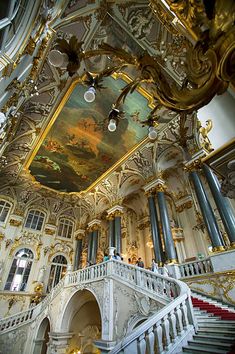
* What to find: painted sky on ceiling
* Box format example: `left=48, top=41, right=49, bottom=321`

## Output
left=30, top=76, right=151, bottom=192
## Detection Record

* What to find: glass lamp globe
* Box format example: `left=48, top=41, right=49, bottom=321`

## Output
left=84, top=87, right=96, bottom=103
left=48, top=49, right=64, bottom=67
left=108, top=119, right=117, bottom=132
left=60, top=53, right=69, bottom=69
left=0, top=112, right=6, bottom=124
left=148, top=126, right=158, bottom=140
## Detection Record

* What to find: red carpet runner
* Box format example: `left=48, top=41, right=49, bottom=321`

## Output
left=192, top=296, right=235, bottom=320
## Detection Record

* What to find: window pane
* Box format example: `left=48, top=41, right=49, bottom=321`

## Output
left=4, top=249, right=33, bottom=292
left=25, top=210, right=44, bottom=230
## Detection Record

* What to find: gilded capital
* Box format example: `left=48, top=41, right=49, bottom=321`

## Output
left=87, top=219, right=101, bottom=232
left=155, top=183, right=167, bottom=193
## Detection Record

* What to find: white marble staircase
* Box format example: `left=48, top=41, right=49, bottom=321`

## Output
left=179, top=296, right=235, bottom=354
left=0, top=260, right=197, bottom=354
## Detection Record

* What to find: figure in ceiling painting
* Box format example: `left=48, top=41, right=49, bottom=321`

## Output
left=30, top=76, right=150, bottom=193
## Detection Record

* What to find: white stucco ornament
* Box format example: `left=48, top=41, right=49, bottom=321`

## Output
left=135, top=294, right=150, bottom=316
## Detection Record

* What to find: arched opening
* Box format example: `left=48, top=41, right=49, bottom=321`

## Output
left=33, top=317, right=50, bottom=354
left=61, top=289, right=101, bottom=354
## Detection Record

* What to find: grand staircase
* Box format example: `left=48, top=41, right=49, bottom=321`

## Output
left=0, top=261, right=235, bottom=353
left=180, top=292, right=235, bottom=354
left=0, top=260, right=196, bottom=354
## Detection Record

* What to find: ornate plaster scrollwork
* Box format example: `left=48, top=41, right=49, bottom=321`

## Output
left=9, top=231, right=42, bottom=259
left=134, top=293, right=151, bottom=316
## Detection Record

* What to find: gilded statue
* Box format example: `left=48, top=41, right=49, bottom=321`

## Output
left=197, top=119, right=214, bottom=152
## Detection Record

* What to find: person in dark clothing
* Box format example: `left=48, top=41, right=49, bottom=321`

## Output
left=136, top=257, right=144, bottom=268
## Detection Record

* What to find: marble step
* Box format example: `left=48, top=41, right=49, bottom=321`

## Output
left=194, top=334, right=235, bottom=344
left=197, top=318, right=235, bottom=325
left=197, top=328, right=235, bottom=335
left=182, top=344, right=228, bottom=353
left=188, top=339, right=232, bottom=349
left=198, top=323, right=235, bottom=329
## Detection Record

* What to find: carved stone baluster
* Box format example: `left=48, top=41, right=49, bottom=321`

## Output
left=189, top=263, right=194, bottom=276
left=181, top=300, right=189, bottom=329
left=137, top=333, right=146, bottom=354
left=179, top=265, right=184, bottom=277
left=169, top=310, right=177, bottom=341
left=185, top=265, right=190, bottom=277
left=175, top=305, right=184, bottom=335
left=202, top=260, right=207, bottom=273
left=194, top=262, right=199, bottom=275
left=136, top=268, right=143, bottom=287
left=146, top=326, right=155, bottom=354
left=162, top=315, right=171, bottom=349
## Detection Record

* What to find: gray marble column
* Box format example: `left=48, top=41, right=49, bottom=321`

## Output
left=190, top=171, right=224, bottom=250
left=148, top=195, right=164, bottom=265
left=108, top=217, right=115, bottom=248
left=157, top=191, right=177, bottom=262
left=202, top=164, right=235, bottom=246
left=87, top=231, right=93, bottom=262
left=91, top=229, right=98, bottom=264
left=114, top=215, right=121, bottom=254
left=74, top=238, right=82, bottom=270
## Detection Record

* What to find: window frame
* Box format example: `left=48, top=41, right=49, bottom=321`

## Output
left=0, top=200, right=11, bottom=224
left=47, top=254, right=68, bottom=292
left=57, top=218, right=74, bottom=240
left=4, top=248, right=34, bottom=292
left=24, top=209, right=45, bottom=231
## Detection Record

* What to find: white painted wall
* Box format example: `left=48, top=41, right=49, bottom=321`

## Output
left=198, top=91, right=235, bottom=150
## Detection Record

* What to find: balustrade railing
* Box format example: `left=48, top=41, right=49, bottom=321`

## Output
left=111, top=261, right=180, bottom=300
left=0, top=276, right=66, bottom=333
left=66, top=261, right=108, bottom=285
left=0, top=307, right=34, bottom=332
left=0, top=260, right=194, bottom=341
left=109, top=287, right=194, bottom=354
left=179, top=258, right=213, bottom=278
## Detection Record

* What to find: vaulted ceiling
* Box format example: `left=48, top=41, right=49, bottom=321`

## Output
left=0, top=0, right=199, bottom=221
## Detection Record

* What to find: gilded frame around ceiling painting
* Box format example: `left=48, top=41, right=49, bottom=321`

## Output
left=25, top=72, right=155, bottom=195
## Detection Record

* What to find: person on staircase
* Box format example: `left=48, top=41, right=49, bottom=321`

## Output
left=151, top=259, right=158, bottom=273
left=136, top=257, right=144, bottom=268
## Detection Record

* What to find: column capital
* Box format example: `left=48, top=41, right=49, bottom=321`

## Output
left=48, top=331, right=74, bottom=342
left=144, top=178, right=166, bottom=194
left=74, top=229, right=85, bottom=240
left=87, top=219, right=101, bottom=232
left=107, top=205, right=124, bottom=218
left=184, top=150, right=206, bottom=172
left=175, top=195, right=193, bottom=212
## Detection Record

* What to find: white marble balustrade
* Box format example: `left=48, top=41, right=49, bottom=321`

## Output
left=179, top=258, right=213, bottom=278
left=0, top=259, right=195, bottom=345
left=109, top=292, right=194, bottom=354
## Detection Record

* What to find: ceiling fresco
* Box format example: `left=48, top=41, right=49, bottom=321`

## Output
left=29, top=75, right=151, bottom=193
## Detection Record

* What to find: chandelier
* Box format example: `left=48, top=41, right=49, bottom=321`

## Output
left=48, top=0, right=235, bottom=141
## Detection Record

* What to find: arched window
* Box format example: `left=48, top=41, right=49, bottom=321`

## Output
left=0, top=200, right=11, bottom=222
left=47, top=255, right=67, bottom=292
left=4, top=248, right=34, bottom=291
left=57, top=218, right=74, bottom=239
left=25, top=209, right=45, bottom=231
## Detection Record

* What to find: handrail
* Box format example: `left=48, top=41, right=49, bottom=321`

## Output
left=179, top=258, right=213, bottom=278
left=109, top=264, right=195, bottom=354
left=0, top=260, right=194, bottom=343
left=0, top=276, right=65, bottom=332
left=109, top=291, right=193, bottom=354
